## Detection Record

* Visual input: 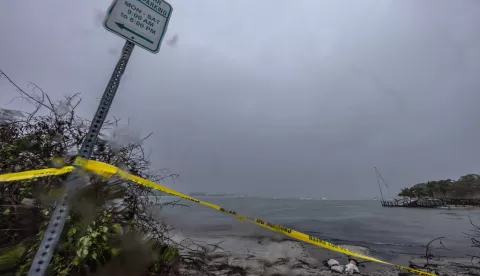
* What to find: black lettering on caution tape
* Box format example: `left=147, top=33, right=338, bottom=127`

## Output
left=76, top=160, right=437, bottom=276
left=0, top=162, right=436, bottom=276
left=277, top=225, right=292, bottom=234
left=185, top=197, right=200, bottom=203
left=309, top=235, right=322, bottom=243
left=219, top=207, right=237, bottom=215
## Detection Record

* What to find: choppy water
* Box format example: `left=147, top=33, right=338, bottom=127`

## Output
left=157, top=197, right=480, bottom=260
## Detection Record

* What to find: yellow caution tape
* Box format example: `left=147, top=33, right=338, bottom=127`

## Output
left=0, top=159, right=113, bottom=182
left=0, top=158, right=435, bottom=276
left=74, top=158, right=118, bottom=178
left=73, top=158, right=435, bottom=276
left=0, top=166, right=73, bottom=182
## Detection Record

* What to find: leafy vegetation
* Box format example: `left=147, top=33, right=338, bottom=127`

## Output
left=0, top=71, right=231, bottom=276
left=398, top=174, right=480, bottom=199
left=0, top=100, right=184, bottom=275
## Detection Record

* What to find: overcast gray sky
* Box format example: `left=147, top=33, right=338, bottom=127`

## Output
left=1, top=0, right=480, bottom=199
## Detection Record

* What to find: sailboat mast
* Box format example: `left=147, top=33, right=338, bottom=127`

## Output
left=374, top=167, right=385, bottom=202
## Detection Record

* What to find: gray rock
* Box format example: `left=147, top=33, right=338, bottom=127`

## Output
left=21, top=198, right=35, bottom=206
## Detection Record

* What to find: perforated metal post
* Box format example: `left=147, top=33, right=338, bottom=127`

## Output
left=28, top=41, right=135, bottom=276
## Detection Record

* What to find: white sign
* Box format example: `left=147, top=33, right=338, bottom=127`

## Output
left=104, top=0, right=172, bottom=53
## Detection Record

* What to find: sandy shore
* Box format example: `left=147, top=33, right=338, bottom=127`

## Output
left=177, top=233, right=478, bottom=276
left=179, top=233, right=403, bottom=276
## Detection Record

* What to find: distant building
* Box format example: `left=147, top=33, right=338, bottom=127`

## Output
left=0, top=108, right=24, bottom=123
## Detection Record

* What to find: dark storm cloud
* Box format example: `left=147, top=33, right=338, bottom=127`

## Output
left=1, top=0, right=479, bottom=199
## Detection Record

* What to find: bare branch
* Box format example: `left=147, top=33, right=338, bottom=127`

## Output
left=142, top=132, right=153, bottom=141
left=425, top=236, right=445, bottom=272
left=0, top=70, right=52, bottom=119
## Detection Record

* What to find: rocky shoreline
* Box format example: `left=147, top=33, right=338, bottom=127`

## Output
left=179, top=235, right=478, bottom=276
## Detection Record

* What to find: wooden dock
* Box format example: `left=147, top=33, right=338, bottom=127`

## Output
left=381, top=198, right=480, bottom=208
left=373, top=167, right=480, bottom=209
left=381, top=200, right=444, bottom=208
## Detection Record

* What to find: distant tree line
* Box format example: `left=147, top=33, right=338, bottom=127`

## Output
left=398, top=174, right=480, bottom=199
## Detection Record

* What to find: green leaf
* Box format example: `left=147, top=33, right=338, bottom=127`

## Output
left=111, top=248, right=120, bottom=256
left=0, top=244, right=26, bottom=267
left=67, top=227, right=77, bottom=237
left=81, top=236, right=91, bottom=245
left=112, top=224, right=121, bottom=234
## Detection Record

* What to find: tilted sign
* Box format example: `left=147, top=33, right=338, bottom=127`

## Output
left=28, top=1, right=173, bottom=275
left=104, top=0, right=173, bottom=53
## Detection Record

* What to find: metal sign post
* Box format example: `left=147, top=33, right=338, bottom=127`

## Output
left=28, top=40, right=135, bottom=276
left=28, top=0, right=172, bottom=274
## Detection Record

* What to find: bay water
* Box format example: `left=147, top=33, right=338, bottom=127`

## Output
left=158, top=197, right=480, bottom=261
